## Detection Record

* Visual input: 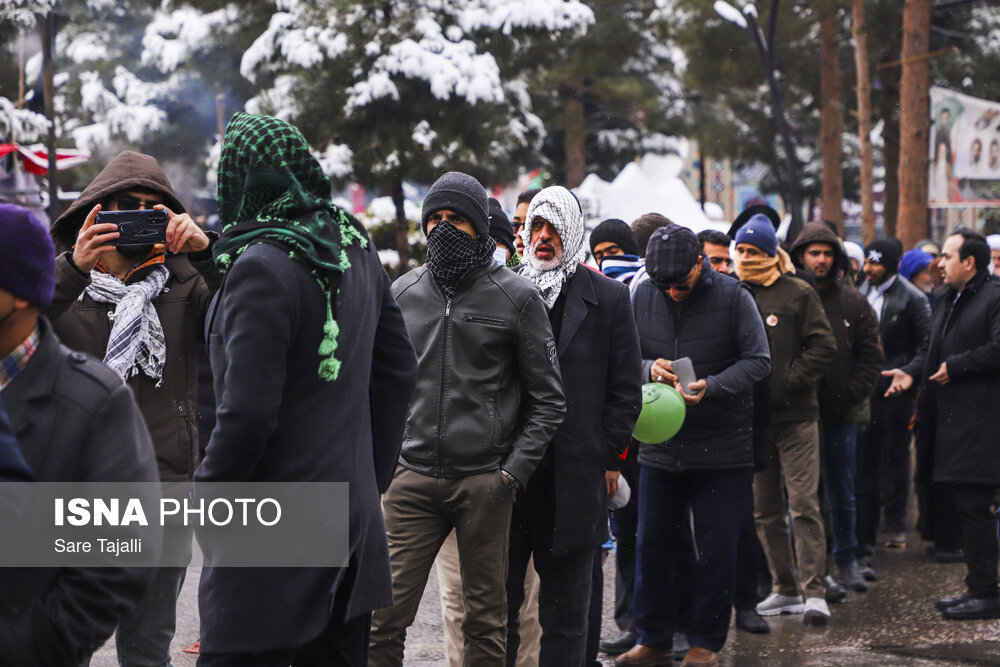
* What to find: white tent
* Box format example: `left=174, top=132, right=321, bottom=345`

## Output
left=575, top=153, right=729, bottom=235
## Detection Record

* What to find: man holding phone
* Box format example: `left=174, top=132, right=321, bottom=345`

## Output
left=47, top=151, right=220, bottom=666
left=618, top=225, right=770, bottom=667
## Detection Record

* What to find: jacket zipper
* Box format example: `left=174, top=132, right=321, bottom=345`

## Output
left=437, top=297, right=452, bottom=476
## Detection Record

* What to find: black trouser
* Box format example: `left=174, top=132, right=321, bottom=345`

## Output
left=733, top=474, right=763, bottom=611
left=952, top=483, right=1000, bottom=598
left=872, top=395, right=914, bottom=534
left=198, top=612, right=371, bottom=667
left=612, top=448, right=697, bottom=634
left=507, top=464, right=595, bottom=667
left=855, top=421, right=879, bottom=555
left=634, top=467, right=749, bottom=654
left=586, top=546, right=604, bottom=666
left=612, top=447, right=640, bottom=633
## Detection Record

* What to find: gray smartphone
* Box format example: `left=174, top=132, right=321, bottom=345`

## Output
left=673, top=357, right=696, bottom=395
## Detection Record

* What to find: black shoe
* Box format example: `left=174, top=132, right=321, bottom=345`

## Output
left=600, top=631, right=638, bottom=656
left=857, top=556, right=877, bottom=582
left=735, top=608, right=771, bottom=634
left=935, top=549, right=966, bottom=564
left=837, top=562, right=869, bottom=592
left=824, top=575, right=847, bottom=603
left=672, top=632, right=689, bottom=661
left=936, top=592, right=972, bottom=611
left=942, top=596, right=1000, bottom=620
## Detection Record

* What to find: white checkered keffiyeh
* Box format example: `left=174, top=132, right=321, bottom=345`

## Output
left=519, top=186, right=587, bottom=308
left=83, top=265, right=170, bottom=386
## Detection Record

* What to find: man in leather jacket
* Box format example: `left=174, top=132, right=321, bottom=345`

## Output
left=858, top=240, right=930, bottom=559
left=369, top=172, right=566, bottom=667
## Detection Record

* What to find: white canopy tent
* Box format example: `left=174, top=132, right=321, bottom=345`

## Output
left=574, top=153, right=730, bottom=235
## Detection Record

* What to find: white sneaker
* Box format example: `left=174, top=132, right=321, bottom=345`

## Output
left=802, top=597, right=831, bottom=626
left=755, top=593, right=805, bottom=616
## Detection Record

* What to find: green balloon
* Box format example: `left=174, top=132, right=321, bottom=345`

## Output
left=632, top=382, right=686, bottom=444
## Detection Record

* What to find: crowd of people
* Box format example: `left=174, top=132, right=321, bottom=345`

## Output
left=1, top=111, right=999, bottom=667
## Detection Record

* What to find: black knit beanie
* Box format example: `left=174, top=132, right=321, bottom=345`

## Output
left=590, top=218, right=639, bottom=257
left=488, top=198, right=515, bottom=253
left=421, top=172, right=490, bottom=238
left=864, top=238, right=903, bottom=274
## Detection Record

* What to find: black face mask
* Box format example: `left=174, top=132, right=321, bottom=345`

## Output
left=424, top=222, right=495, bottom=298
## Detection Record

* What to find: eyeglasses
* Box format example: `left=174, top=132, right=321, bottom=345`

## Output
left=592, top=245, right=623, bottom=263
left=708, top=256, right=734, bottom=268
left=667, top=283, right=693, bottom=292
left=113, top=195, right=162, bottom=211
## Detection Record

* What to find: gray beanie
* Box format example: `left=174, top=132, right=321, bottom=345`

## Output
left=421, top=172, right=490, bottom=238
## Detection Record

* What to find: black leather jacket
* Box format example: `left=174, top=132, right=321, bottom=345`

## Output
left=391, top=263, right=566, bottom=483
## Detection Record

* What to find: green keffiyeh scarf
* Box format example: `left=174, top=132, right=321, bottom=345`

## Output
left=214, top=111, right=367, bottom=381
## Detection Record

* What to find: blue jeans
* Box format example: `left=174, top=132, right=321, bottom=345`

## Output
left=633, top=465, right=748, bottom=654
left=822, top=422, right=858, bottom=569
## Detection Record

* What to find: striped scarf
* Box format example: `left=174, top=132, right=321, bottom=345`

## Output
left=84, top=265, right=170, bottom=386
left=600, top=254, right=642, bottom=284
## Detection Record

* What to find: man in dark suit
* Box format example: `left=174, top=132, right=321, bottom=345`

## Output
left=884, top=229, right=1000, bottom=620
left=857, top=240, right=930, bottom=564
left=195, top=113, right=418, bottom=665
left=509, top=186, right=643, bottom=666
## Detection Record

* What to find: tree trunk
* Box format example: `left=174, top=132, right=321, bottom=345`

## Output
left=881, top=86, right=901, bottom=238
left=42, top=13, right=58, bottom=221
left=392, top=170, right=410, bottom=277
left=819, top=1, right=844, bottom=235
left=852, top=0, right=876, bottom=245
left=896, top=0, right=932, bottom=249
left=564, top=78, right=586, bottom=189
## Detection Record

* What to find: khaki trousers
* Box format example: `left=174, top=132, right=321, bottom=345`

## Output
left=753, top=420, right=827, bottom=599
left=436, top=530, right=542, bottom=667
left=369, top=467, right=515, bottom=667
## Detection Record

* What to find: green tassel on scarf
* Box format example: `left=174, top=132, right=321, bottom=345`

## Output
left=214, top=112, right=367, bottom=381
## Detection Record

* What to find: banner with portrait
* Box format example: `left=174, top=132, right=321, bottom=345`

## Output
left=929, top=87, right=1000, bottom=207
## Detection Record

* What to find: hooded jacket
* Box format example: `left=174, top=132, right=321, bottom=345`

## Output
left=50, top=151, right=186, bottom=251
left=790, top=223, right=883, bottom=424
left=45, top=151, right=221, bottom=483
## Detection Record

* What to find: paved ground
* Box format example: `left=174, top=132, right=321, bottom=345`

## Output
left=91, top=523, right=1000, bottom=666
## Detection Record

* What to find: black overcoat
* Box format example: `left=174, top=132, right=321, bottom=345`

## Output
left=904, top=271, right=1000, bottom=486
left=529, top=266, right=642, bottom=556
left=0, top=319, right=158, bottom=665
left=195, top=241, right=418, bottom=652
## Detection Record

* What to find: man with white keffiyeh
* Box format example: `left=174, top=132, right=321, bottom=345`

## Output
left=518, top=185, right=588, bottom=308
left=509, top=185, right=644, bottom=666
left=46, top=150, right=223, bottom=667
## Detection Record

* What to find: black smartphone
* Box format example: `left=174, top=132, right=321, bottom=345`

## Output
left=97, top=209, right=168, bottom=246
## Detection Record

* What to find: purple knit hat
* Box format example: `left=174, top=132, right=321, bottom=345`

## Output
left=0, top=204, right=56, bottom=306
